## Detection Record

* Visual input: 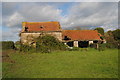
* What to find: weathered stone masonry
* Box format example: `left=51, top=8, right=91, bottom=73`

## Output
left=20, top=31, right=62, bottom=45
left=20, top=21, right=104, bottom=47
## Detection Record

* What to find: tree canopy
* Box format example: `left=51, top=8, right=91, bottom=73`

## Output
left=112, top=29, right=120, bottom=41
left=94, top=27, right=104, bottom=35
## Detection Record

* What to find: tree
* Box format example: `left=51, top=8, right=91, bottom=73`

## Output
left=104, top=30, right=120, bottom=49
left=104, top=30, right=115, bottom=43
left=112, top=29, right=120, bottom=41
left=94, top=27, right=104, bottom=35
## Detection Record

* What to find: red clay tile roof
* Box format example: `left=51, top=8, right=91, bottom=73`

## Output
left=62, top=30, right=101, bottom=41
left=22, top=21, right=61, bottom=32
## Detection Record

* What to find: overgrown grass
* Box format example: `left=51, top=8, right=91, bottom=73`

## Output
left=2, top=48, right=118, bottom=78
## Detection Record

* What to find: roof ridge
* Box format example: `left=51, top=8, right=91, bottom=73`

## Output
left=23, top=21, right=59, bottom=23
left=63, top=30, right=97, bottom=31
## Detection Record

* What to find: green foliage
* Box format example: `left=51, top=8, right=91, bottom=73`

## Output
left=1, top=41, right=15, bottom=50
left=19, top=44, right=36, bottom=53
left=90, top=43, right=97, bottom=49
left=14, top=41, right=21, bottom=50
left=36, top=35, right=67, bottom=53
left=98, top=43, right=106, bottom=51
left=106, top=42, right=119, bottom=49
left=112, top=29, right=120, bottom=41
left=104, top=30, right=115, bottom=43
left=19, top=35, right=67, bottom=53
left=15, top=41, right=21, bottom=45
left=106, top=43, right=115, bottom=49
left=94, top=27, right=104, bottom=35
left=36, top=43, right=51, bottom=53
left=90, top=43, right=106, bottom=51
left=104, top=30, right=120, bottom=49
left=97, top=42, right=120, bottom=50
left=68, top=47, right=79, bottom=51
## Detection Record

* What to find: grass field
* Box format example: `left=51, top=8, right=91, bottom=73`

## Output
left=2, top=48, right=118, bottom=78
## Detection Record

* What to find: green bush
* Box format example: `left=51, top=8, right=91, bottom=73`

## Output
left=14, top=41, right=21, bottom=50
left=106, top=42, right=119, bottom=49
left=98, top=43, right=106, bottom=51
left=19, top=44, right=36, bottom=53
left=1, top=41, right=15, bottom=50
left=19, top=35, right=67, bottom=53
left=20, top=35, right=66, bottom=53
left=90, top=43, right=106, bottom=51
left=106, top=43, right=115, bottom=49
left=36, top=42, right=51, bottom=53
left=36, top=35, right=67, bottom=53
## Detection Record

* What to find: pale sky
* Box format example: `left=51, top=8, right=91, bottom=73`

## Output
left=1, top=0, right=119, bottom=41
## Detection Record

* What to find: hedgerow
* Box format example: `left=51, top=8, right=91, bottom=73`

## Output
left=1, top=41, right=15, bottom=50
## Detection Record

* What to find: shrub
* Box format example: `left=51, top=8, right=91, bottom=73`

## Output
left=19, top=35, right=67, bottom=53
left=90, top=43, right=106, bottom=51
left=90, top=43, right=98, bottom=49
left=36, top=42, right=51, bottom=53
left=106, top=42, right=119, bottom=49
left=19, top=44, right=36, bottom=53
left=112, top=29, right=120, bottom=41
left=1, top=41, right=15, bottom=50
left=98, top=43, right=106, bottom=51
left=35, top=35, right=67, bottom=53
left=106, top=43, right=115, bottom=49
left=15, top=41, right=21, bottom=50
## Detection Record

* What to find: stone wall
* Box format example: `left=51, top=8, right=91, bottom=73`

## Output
left=20, top=31, right=62, bottom=45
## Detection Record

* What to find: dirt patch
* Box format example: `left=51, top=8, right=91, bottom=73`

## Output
left=2, top=49, right=16, bottom=63
left=2, top=57, right=15, bottom=63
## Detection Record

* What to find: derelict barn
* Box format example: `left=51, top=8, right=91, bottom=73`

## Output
left=20, top=21, right=104, bottom=48
left=62, top=30, right=103, bottom=48
left=20, top=21, right=62, bottom=46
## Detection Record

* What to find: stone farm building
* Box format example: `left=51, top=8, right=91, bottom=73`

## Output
left=20, top=21, right=104, bottom=48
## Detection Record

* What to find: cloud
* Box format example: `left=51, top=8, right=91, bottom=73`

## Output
left=2, top=0, right=119, bottom=2
left=2, top=2, right=118, bottom=41
left=3, top=2, right=63, bottom=27
left=6, top=12, right=24, bottom=27
left=2, top=28, right=20, bottom=41
left=2, top=2, right=63, bottom=41
left=0, top=2, right=2, bottom=41
left=19, top=3, right=62, bottom=21
left=61, top=2, right=118, bottom=30
left=2, top=2, right=18, bottom=16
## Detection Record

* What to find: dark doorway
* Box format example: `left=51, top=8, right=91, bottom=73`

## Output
left=93, top=40, right=98, bottom=43
left=78, top=41, right=89, bottom=48
left=67, top=41, right=74, bottom=47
